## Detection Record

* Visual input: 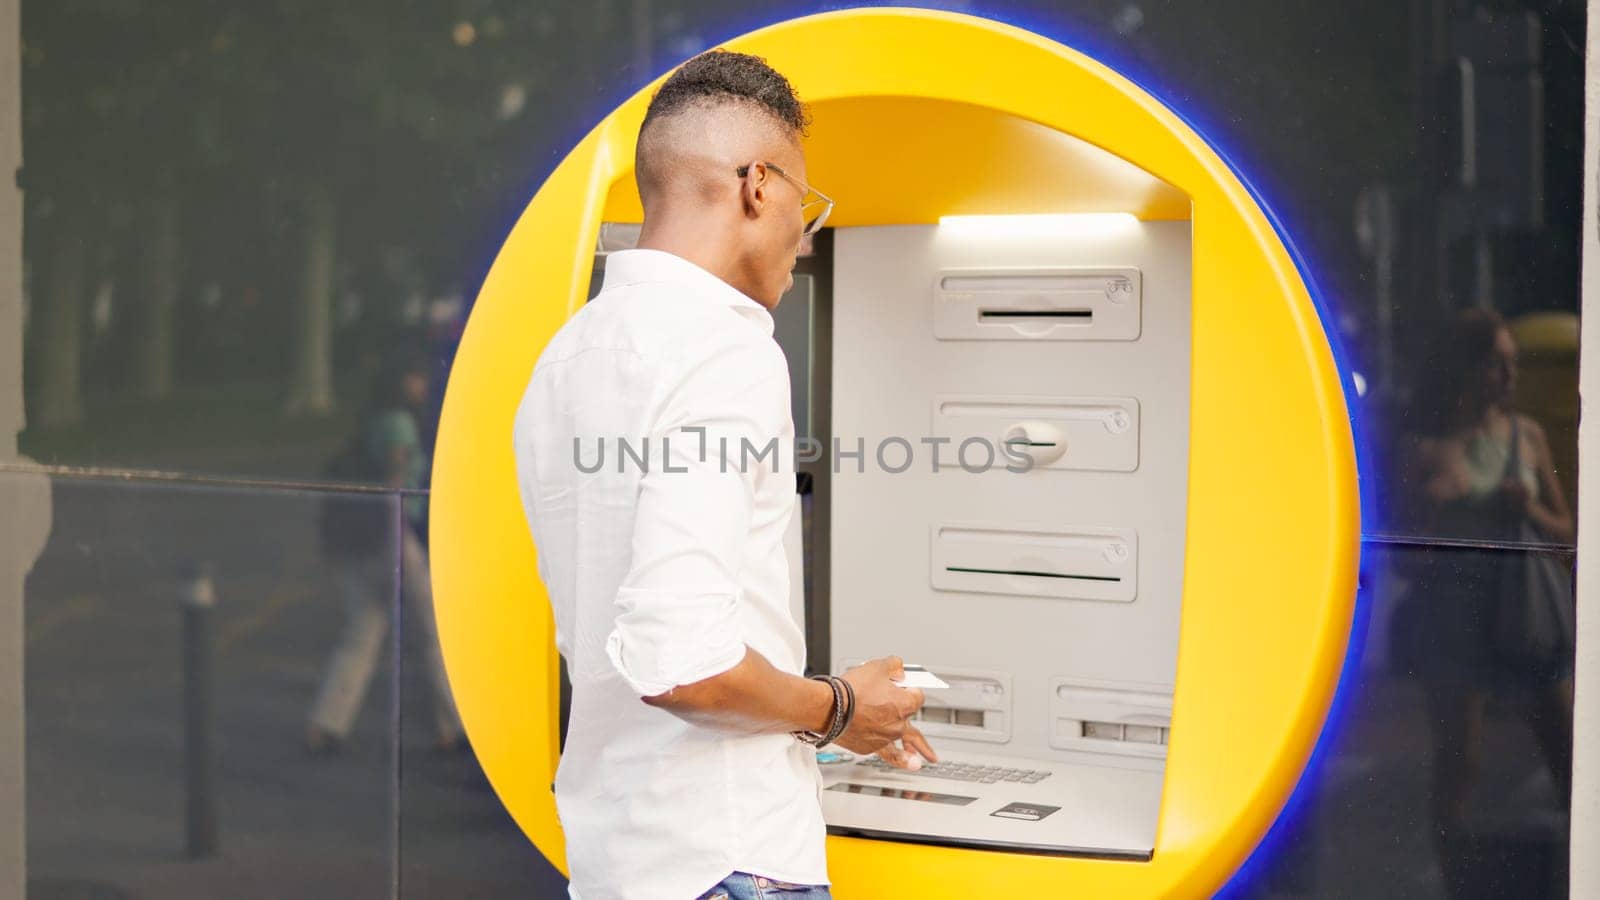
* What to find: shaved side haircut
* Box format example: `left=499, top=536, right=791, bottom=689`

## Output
left=636, top=50, right=810, bottom=203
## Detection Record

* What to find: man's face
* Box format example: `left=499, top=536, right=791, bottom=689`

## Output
left=747, top=147, right=809, bottom=307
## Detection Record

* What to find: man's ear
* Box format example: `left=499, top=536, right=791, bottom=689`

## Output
left=740, top=160, right=768, bottom=218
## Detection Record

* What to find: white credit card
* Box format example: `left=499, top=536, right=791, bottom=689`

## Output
left=893, top=665, right=949, bottom=690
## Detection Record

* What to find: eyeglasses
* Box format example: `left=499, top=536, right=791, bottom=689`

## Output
left=736, top=162, right=834, bottom=236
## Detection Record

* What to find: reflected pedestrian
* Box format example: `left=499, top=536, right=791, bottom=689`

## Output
left=308, top=355, right=464, bottom=753
left=1399, top=309, right=1575, bottom=888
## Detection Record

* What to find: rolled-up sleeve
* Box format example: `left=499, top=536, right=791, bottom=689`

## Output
left=605, top=339, right=787, bottom=697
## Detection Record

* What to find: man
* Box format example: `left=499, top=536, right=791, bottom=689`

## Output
left=514, top=51, right=935, bottom=900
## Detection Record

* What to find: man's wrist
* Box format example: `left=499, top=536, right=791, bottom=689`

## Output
left=793, top=674, right=854, bottom=747
left=801, top=676, right=835, bottom=734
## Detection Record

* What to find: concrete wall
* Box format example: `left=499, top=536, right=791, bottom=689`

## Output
left=1571, top=1, right=1599, bottom=895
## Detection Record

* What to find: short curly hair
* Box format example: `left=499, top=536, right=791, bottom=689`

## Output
left=641, top=49, right=809, bottom=136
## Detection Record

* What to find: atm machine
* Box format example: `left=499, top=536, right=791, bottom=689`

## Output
left=431, top=9, right=1359, bottom=896
left=818, top=219, right=1188, bottom=859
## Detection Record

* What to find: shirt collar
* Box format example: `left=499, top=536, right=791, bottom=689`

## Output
left=599, top=249, right=774, bottom=335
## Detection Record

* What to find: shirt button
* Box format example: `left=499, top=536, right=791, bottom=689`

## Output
left=756, top=877, right=770, bottom=888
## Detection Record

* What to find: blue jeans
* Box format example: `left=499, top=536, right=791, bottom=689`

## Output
left=696, top=871, right=832, bottom=900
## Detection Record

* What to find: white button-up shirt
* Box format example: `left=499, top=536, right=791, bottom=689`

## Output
left=513, top=249, right=827, bottom=900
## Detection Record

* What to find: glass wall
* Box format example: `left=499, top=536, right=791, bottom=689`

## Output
left=6, top=1, right=1584, bottom=897
left=19, top=476, right=401, bottom=897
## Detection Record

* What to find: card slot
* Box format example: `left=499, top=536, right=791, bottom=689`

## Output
left=932, top=524, right=1138, bottom=602
left=944, top=566, right=1122, bottom=583
left=977, top=308, right=1093, bottom=321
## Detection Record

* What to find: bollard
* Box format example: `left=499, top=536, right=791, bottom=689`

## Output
left=181, top=564, right=218, bottom=859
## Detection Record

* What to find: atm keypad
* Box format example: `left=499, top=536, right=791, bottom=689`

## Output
left=855, top=757, right=1052, bottom=784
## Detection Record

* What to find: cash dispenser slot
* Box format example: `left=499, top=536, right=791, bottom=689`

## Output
left=934, top=268, right=1141, bottom=341
left=931, top=525, right=1138, bottom=603
left=932, top=395, right=1140, bottom=472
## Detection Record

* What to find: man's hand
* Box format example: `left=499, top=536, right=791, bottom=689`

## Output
left=835, top=657, right=936, bottom=767
left=875, top=723, right=939, bottom=770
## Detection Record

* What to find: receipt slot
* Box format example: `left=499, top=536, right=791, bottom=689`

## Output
left=429, top=9, right=1359, bottom=897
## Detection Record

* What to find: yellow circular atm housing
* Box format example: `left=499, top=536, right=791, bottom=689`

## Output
left=431, top=8, right=1359, bottom=897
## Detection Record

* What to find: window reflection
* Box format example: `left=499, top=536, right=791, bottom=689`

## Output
left=1381, top=541, right=1575, bottom=899
left=1398, top=310, right=1575, bottom=547
left=1382, top=310, right=1577, bottom=897
left=19, top=475, right=397, bottom=897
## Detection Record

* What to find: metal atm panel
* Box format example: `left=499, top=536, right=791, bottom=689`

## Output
left=824, top=220, right=1191, bottom=854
